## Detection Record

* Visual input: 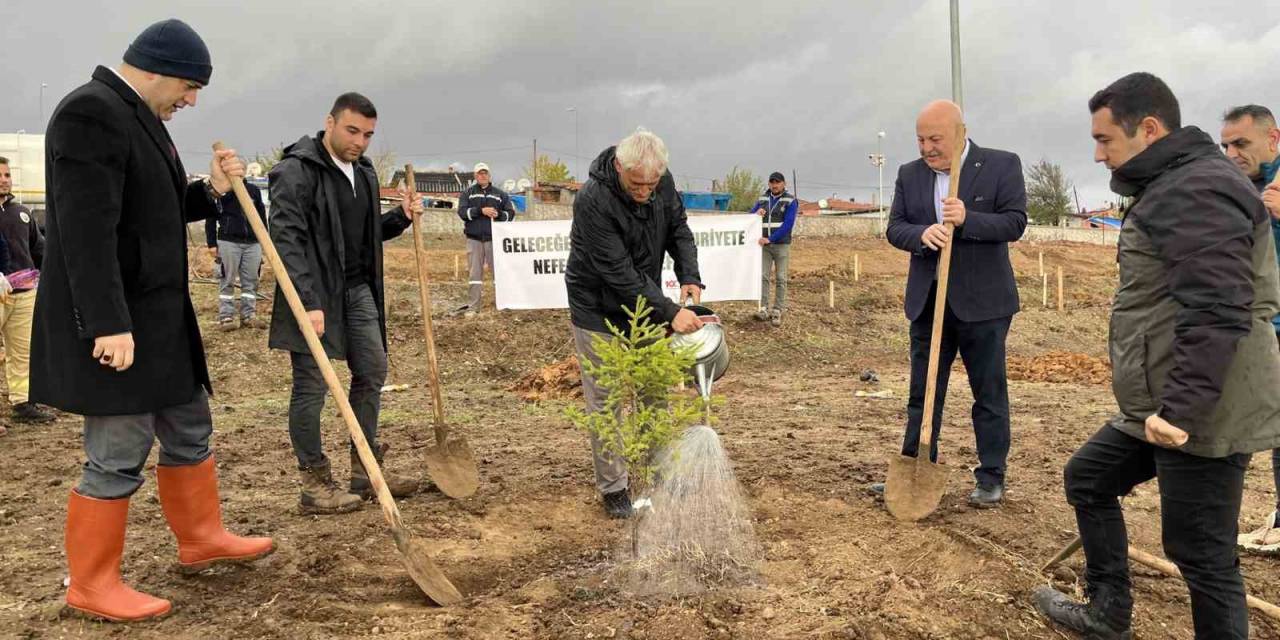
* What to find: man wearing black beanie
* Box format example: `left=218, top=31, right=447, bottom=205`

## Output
left=32, top=19, right=274, bottom=622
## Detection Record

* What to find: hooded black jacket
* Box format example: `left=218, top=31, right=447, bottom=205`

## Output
left=564, top=146, right=701, bottom=333
left=266, top=133, right=411, bottom=358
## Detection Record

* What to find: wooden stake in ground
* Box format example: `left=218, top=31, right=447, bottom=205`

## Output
left=828, top=280, right=835, bottom=308
left=1038, top=250, right=1044, bottom=277
left=453, top=254, right=459, bottom=280
left=854, top=254, right=861, bottom=282
left=1057, top=266, right=1064, bottom=312
left=213, top=143, right=461, bottom=606
left=1042, top=273, right=1048, bottom=308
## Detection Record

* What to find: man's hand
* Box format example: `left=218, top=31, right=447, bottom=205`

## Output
left=209, top=148, right=245, bottom=196
left=399, top=187, right=424, bottom=219
left=921, top=223, right=951, bottom=251
left=1145, top=414, right=1189, bottom=449
left=941, top=197, right=966, bottom=226
left=680, top=284, right=702, bottom=305
left=93, top=332, right=135, bottom=372
left=671, top=308, right=704, bottom=334
left=757, top=237, right=770, bottom=246
left=482, top=206, right=499, bottom=219
left=208, top=246, right=219, bottom=260
left=757, top=208, right=766, bottom=217
left=307, top=310, right=325, bottom=337
left=1263, top=184, right=1280, bottom=221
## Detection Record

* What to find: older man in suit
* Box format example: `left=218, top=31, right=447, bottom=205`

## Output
left=875, top=100, right=1028, bottom=507
left=32, top=19, right=274, bottom=622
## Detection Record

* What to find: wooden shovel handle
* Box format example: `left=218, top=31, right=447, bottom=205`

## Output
left=213, top=142, right=406, bottom=532
left=918, top=123, right=967, bottom=452
left=404, top=165, right=448, bottom=443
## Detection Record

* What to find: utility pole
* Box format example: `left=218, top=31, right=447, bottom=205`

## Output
left=532, top=138, right=538, bottom=188
left=792, top=169, right=797, bottom=200
left=950, top=0, right=963, bottom=110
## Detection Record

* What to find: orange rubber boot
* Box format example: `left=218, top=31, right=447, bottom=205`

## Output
left=156, top=457, right=275, bottom=574
left=65, top=491, right=172, bottom=621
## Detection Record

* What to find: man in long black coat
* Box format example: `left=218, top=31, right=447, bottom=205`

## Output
left=31, top=19, right=274, bottom=622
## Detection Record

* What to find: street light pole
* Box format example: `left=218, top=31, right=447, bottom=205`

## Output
left=869, top=131, right=887, bottom=237
left=566, top=106, right=578, bottom=181
left=39, top=83, right=48, bottom=130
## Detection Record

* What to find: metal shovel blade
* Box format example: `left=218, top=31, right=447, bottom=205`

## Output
left=396, top=533, right=463, bottom=605
left=883, top=453, right=947, bottom=522
left=425, top=434, right=479, bottom=499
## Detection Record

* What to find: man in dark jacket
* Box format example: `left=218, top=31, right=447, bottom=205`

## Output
left=748, top=172, right=798, bottom=327
left=877, top=100, right=1028, bottom=508
left=31, top=19, right=274, bottom=622
left=1034, top=72, right=1280, bottom=640
left=0, top=156, right=53, bottom=423
left=205, top=181, right=266, bottom=330
left=564, top=128, right=704, bottom=518
left=1220, top=104, right=1280, bottom=555
left=452, top=162, right=515, bottom=316
left=268, top=92, right=423, bottom=515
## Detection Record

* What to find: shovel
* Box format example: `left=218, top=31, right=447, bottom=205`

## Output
left=404, top=165, right=480, bottom=499
left=884, top=123, right=967, bottom=522
left=213, top=144, right=462, bottom=605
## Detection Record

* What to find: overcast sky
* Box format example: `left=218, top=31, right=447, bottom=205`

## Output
left=4, top=1, right=1279, bottom=208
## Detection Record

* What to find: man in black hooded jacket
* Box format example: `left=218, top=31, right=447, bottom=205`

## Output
left=268, top=92, right=424, bottom=515
left=564, top=128, right=704, bottom=518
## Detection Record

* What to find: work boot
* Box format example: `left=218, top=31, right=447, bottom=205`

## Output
left=602, top=489, right=633, bottom=519
left=13, top=401, right=55, bottom=424
left=867, top=482, right=886, bottom=499
left=65, top=490, right=172, bottom=622
left=241, top=314, right=267, bottom=330
left=350, top=444, right=420, bottom=499
left=217, top=317, right=237, bottom=332
left=156, top=457, right=275, bottom=574
left=770, top=309, right=783, bottom=327
left=753, top=308, right=769, bottom=321
left=1033, top=584, right=1132, bottom=639
left=968, top=483, right=1005, bottom=508
left=298, top=461, right=363, bottom=515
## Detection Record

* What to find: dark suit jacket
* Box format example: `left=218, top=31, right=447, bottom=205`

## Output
left=31, top=66, right=217, bottom=415
left=886, top=140, right=1027, bottom=323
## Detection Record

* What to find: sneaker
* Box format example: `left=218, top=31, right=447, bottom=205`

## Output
left=12, top=402, right=55, bottom=424
left=218, top=317, right=237, bottom=332
left=602, top=489, right=633, bottom=519
left=968, top=483, right=1004, bottom=508
left=867, top=482, right=886, bottom=499
left=446, top=304, right=471, bottom=318
left=1033, top=585, right=1133, bottom=639
left=770, top=309, right=783, bottom=327
left=1239, top=510, right=1280, bottom=554
left=463, top=309, right=477, bottom=318
left=241, top=315, right=267, bottom=329
left=753, top=308, right=769, bottom=321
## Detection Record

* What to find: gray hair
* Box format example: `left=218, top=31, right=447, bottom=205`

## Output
left=615, top=127, right=669, bottom=176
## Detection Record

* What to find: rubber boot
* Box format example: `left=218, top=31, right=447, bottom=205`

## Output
left=65, top=491, right=172, bottom=622
left=350, top=444, right=420, bottom=499
left=298, top=461, right=363, bottom=515
left=156, top=457, right=275, bottom=574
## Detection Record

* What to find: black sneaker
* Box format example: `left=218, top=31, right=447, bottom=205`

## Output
left=12, top=402, right=55, bottom=424
left=867, top=482, right=886, bottom=499
left=602, top=490, right=633, bottom=519
left=968, top=483, right=1004, bottom=508
left=1033, top=586, right=1132, bottom=639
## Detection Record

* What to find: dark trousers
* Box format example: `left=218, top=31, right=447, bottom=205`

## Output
left=79, top=387, right=212, bottom=499
left=901, top=284, right=1012, bottom=487
left=287, top=284, right=387, bottom=468
left=1065, top=425, right=1250, bottom=639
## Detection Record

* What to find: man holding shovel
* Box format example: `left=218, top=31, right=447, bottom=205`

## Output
left=30, top=19, right=275, bottom=621
left=1219, top=104, right=1280, bottom=555
left=267, top=92, right=424, bottom=514
left=878, top=100, right=1027, bottom=508
left=564, top=128, right=704, bottom=518
left=1034, top=72, right=1280, bottom=639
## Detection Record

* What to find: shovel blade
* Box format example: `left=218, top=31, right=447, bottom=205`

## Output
left=425, top=436, right=480, bottom=499
left=884, top=453, right=947, bottom=522
left=401, top=536, right=464, bottom=605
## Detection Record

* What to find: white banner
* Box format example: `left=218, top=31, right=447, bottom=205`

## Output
left=492, top=214, right=762, bottom=310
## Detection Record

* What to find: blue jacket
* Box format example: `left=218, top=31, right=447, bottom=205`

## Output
left=749, top=190, right=798, bottom=244
left=1260, top=158, right=1280, bottom=333
left=456, top=183, right=516, bottom=242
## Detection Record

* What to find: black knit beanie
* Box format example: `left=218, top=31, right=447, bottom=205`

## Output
left=123, top=19, right=212, bottom=85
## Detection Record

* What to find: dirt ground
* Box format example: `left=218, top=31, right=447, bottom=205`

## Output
left=2, top=234, right=1278, bottom=639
